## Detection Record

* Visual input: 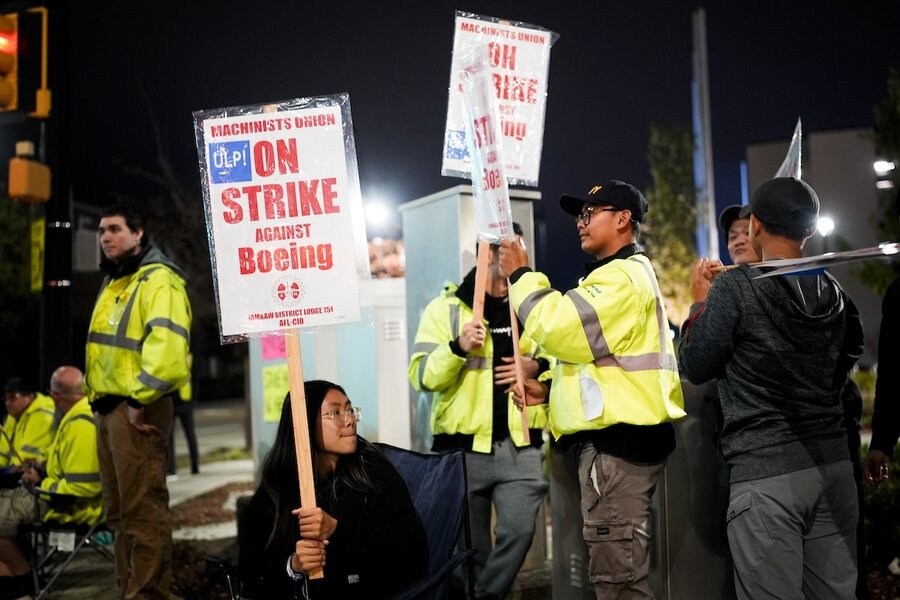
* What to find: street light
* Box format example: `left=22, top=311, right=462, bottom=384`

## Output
left=874, top=160, right=896, bottom=175
left=817, top=216, right=835, bottom=253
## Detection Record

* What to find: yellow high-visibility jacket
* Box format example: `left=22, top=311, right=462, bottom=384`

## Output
left=0, top=414, right=16, bottom=467
left=38, top=396, right=103, bottom=525
left=508, top=254, right=686, bottom=440
left=85, top=246, right=192, bottom=405
left=408, top=282, right=552, bottom=453
left=0, top=393, right=56, bottom=468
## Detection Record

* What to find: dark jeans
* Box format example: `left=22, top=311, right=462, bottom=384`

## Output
left=167, top=401, right=199, bottom=474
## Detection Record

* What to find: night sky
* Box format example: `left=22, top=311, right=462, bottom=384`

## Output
left=70, top=1, right=900, bottom=286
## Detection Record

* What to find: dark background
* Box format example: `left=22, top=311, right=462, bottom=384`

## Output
left=2, top=0, right=899, bottom=385
left=68, top=1, right=900, bottom=286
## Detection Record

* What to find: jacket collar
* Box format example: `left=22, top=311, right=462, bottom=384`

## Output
left=584, top=243, right=645, bottom=275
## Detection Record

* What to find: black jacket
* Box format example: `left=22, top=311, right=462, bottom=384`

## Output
left=238, top=445, right=428, bottom=599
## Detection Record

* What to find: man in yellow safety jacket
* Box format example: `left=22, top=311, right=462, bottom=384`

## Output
left=409, top=227, right=553, bottom=600
left=0, top=366, right=102, bottom=597
left=0, top=378, right=56, bottom=474
left=499, top=181, right=685, bottom=599
left=85, top=202, right=192, bottom=599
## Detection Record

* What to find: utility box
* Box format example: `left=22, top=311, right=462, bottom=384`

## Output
left=247, top=277, right=411, bottom=466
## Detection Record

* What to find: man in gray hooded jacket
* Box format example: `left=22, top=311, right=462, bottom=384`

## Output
left=679, top=177, right=864, bottom=600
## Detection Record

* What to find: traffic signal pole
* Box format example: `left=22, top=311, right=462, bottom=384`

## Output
left=39, top=0, right=72, bottom=383
left=0, top=0, right=73, bottom=384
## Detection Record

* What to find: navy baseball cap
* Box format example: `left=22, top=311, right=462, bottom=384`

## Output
left=719, top=205, right=746, bottom=232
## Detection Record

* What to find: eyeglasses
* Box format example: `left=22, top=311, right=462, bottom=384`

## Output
left=321, top=407, right=361, bottom=425
left=576, top=205, right=622, bottom=226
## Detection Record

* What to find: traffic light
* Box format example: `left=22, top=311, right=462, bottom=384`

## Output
left=0, top=8, right=49, bottom=117
left=0, top=12, right=17, bottom=111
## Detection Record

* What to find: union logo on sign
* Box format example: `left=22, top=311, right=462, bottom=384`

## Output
left=271, top=277, right=305, bottom=307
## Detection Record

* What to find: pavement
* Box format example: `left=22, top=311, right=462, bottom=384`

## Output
left=24, top=400, right=254, bottom=599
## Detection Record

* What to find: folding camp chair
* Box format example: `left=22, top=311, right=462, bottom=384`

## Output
left=376, top=443, right=476, bottom=600
left=18, top=491, right=113, bottom=600
left=216, top=447, right=476, bottom=600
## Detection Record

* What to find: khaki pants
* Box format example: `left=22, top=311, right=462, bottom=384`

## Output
left=578, top=444, right=665, bottom=600
left=97, top=399, right=173, bottom=600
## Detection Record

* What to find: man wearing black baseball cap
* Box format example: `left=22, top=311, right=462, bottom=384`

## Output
left=719, top=204, right=758, bottom=265
left=680, top=177, right=864, bottom=598
left=0, top=377, right=56, bottom=473
left=499, top=180, right=685, bottom=599
left=690, top=204, right=760, bottom=306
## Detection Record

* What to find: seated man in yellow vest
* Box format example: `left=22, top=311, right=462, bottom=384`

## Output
left=0, top=378, right=57, bottom=487
left=0, top=366, right=103, bottom=598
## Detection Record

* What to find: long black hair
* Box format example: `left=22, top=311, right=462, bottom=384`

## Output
left=260, top=379, right=387, bottom=552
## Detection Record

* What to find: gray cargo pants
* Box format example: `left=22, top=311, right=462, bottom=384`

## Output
left=726, top=461, right=858, bottom=600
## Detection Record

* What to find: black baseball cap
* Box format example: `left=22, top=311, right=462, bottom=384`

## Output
left=719, top=205, right=747, bottom=232
left=739, top=177, right=819, bottom=232
left=4, top=377, right=35, bottom=395
left=560, top=180, right=648, bottom=223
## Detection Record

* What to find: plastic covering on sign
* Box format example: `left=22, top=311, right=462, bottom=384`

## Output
left=193, top=94, right=371, bottom=345
left=459, top=45, right=514, bottom=243
left=774, top=118, right=802, bottom=179
left=442, top=11, right=558, bottom=188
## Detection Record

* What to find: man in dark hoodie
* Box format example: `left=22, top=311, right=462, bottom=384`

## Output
left=408, top=225, right=552, bottom=600
left=85, top=203, right=192, bottom=599
left=679, top=177, right=864, bottom=600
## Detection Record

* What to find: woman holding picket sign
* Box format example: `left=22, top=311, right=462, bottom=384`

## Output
left=239, top=380, right=427, bottom=599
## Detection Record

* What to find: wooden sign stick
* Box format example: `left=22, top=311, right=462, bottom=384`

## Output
left=471, top=240, right=491, bottom=323
left=508, top=302, right=531, bottom=444
left=284, top=329, right=324, bottom=580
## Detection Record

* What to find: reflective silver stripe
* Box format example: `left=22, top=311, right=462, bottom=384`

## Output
left=567, top=289, right=609, bottom=360
left=21, top=444, right=41, bottom=453
left=413, top=342, right=439, bottom=354
left=87, top=331, right=141, bottom=351
left=115, top=270, right=157, bottom=339
left=61, top=472, right=101, bottom=483
left=109, top=266, right=163, bottom=346
left=630, top=258, right=669, bottom=354
left=582, top=257, right=677, bottom=373
left=144, top=318, right=190, bottom=343
left=595, top=353, right=678, bottom=372
left=463, top=357, right=489, bottom=370
left=517, top=288, right=554, bottom=325
left=449, top=304, right=460, bottom=336
left=49, top=481, right=59, bottom=492
left=67, top=414, right=95, bottom=426
left=137, top=370, right=176, bottom=392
